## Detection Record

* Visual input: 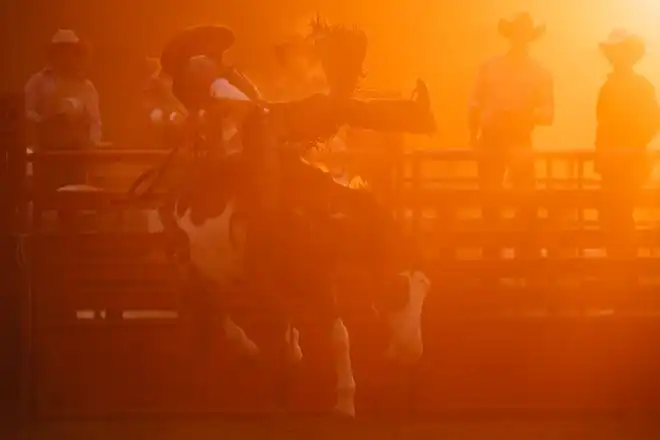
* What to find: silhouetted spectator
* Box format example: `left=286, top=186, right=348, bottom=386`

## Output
left=468, top=12, right=554, bottom=258
left=595, top=29, right=660, bottom=258
left=24, top=29, right=102, bottom=189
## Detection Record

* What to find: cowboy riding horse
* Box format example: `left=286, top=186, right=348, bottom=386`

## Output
left=134, top=21, right=434, bottom=417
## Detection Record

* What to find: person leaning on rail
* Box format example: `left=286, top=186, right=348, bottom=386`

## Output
left=24, top=29, right=102, bottom=190
left=468, top=12, right=554, bottom=259
left=595, top=29, right=660, bottom=259
left=141, top=57, right=188, bottom=150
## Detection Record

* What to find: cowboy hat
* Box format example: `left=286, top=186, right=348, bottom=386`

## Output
left=599, top=29, right=645, bottom=65
left=51, top=29, right=81, bottom=44
left=160, top=25, right=235, bottom=77
left=498, top=12, right=546, bottom=42
left=600, top=28, right=643, bottom=47
left=48, top=29, right=90, bottom=54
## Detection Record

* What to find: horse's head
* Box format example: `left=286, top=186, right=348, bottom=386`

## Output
left=273, top=16, right=367, bottom=98
left=308, top=15, right=367, bottom=98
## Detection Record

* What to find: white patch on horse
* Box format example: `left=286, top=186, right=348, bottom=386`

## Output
left=285, top=324, right=303, bottom=363
left=210, top=78, right=251, bottom=101
left=222, top=315, right=259, bottom=356
left=331, top=317, right=356, bottom=417
left=150, top=108, right=164, bottom=123
left=146, top=198, right=304, bottom=360
left=222, top=121, right=238, bottom=142
left=146, top=200, right=257, bottom=355
left=26, top=147, right=34, bottom=177
left=386, top=270, right=430, bottom=364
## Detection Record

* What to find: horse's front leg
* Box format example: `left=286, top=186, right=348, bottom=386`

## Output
left=380, top=271, right=431, bottom=364
left=189, top=272, right=260, bottom=357
left=314, top=279, right=356, bottom=417
left=284, top=324, right=303, bottom=363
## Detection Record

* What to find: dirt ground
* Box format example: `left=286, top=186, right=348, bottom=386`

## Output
left=3, top=416, right=660, bottom=440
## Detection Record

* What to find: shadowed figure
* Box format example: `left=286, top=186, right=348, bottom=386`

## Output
left=595, top=29, right=660, bottom=260
left=24, top=29, right=103, bottom=230
left=136, top=22, right=434, bottom=417
left=140, top=57, right=188, bottom=150
left=468, top=12, right=554, bottom=259
left=25, top=29, right=102, bottom=189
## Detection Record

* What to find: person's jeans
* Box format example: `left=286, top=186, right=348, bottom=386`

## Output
left=597, top=152, right=649, bottom=259
left=477, top=133, right=536, bottom=259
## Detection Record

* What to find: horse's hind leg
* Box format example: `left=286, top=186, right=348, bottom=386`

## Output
left=188, top=270, right=259, bottom=357
left=305, top=283, right=356, bottom=417
left=284, top=324, right=303, bottom=363
left=330, top=315, right=356, bottom=417
left=382, top=271, right=430, bottom=364
left=221, top=314, right=259, bottom=357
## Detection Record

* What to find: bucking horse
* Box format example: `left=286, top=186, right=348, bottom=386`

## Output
left=133, top=20, right=435, bottom=417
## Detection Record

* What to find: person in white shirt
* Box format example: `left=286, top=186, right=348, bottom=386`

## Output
left=25, top=29, right=102, bottom=150
left=468, top=12, right=554, bottom=257
left=140, top=57, right=188, bottom=150
left=24, top=29, right=102, bottom=192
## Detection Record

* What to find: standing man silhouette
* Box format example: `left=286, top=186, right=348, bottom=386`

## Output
left=468, top=12, right=554, bottom=259
left=595, top=29, right=659, bottom=259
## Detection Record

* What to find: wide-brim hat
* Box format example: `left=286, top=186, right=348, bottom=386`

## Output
left=599, top=29, right=645, bottom=64
left=160, top=25, right=235, bottom=78
left=498, top=12, right=545, bottom=42
left=48, top=29, right=90, bottom=55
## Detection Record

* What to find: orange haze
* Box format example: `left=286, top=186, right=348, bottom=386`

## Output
left=1, top=0, right=660, bottom=149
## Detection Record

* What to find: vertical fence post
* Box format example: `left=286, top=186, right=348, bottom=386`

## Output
left=410, top=150, right=421, bottom=239
left=0, top=92, right=28, bottom=424
left=0, top=94, right=11, bottom=423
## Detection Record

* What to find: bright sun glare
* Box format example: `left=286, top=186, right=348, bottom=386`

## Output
left=623, top=0, right=660, bottom=37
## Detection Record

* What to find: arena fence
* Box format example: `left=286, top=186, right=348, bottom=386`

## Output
left=3, top=100, right=660, bottom=418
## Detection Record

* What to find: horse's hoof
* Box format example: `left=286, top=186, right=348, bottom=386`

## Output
left=232, top=339, right=260, bottom=359
left=286, top=344, right=303, bottom=364
left=332, top=404, right=356, bottom=419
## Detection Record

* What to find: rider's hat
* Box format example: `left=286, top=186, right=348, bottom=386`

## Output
left=498, top=12, right=546, bottom=42
left=48, top=29, right=90, bottom=57
left=160, top=25, right=235, bottom=78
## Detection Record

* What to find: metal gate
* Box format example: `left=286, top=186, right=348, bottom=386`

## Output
left=14, top=139, right=660, bottom=418
left=0, top=92, right=26, bottom=421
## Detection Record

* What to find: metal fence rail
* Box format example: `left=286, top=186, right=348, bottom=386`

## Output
left=6, top=135, right=660, bottom=417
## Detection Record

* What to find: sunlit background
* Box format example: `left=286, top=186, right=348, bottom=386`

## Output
left=1, top=0, right=660, bottom=151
